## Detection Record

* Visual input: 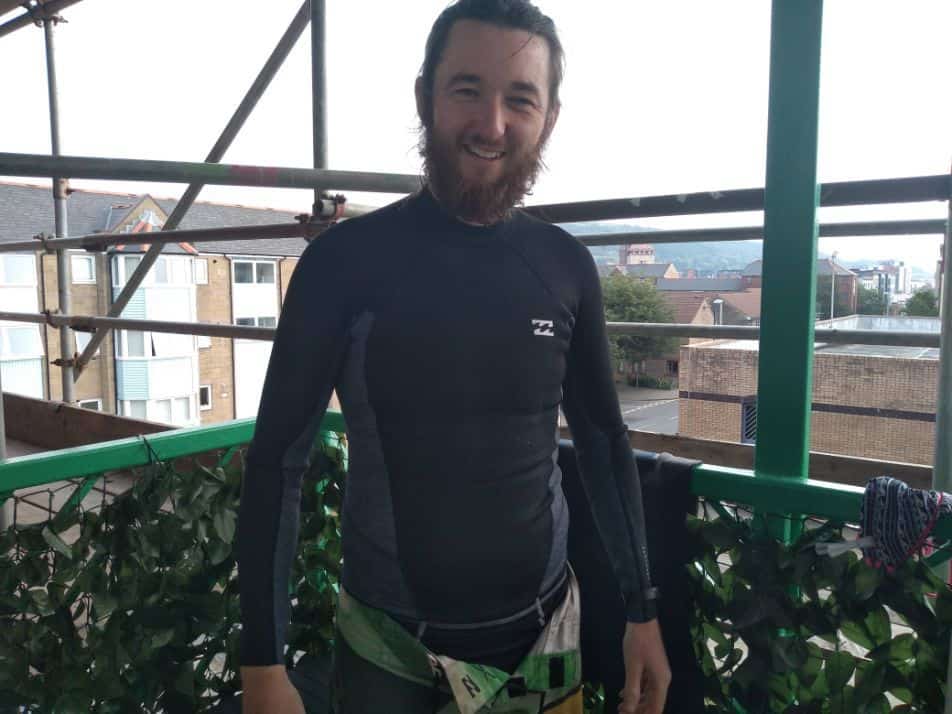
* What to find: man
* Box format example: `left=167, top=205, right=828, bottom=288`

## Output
left=238, top=1, right=671, bottom=712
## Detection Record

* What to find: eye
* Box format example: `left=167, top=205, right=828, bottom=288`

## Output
left=508, top=96, right=537, bottom=110
left=454, top=87, right=478, bottom=98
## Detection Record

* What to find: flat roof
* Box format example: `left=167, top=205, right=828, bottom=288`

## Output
left=697, top=316, right=941, bottom=360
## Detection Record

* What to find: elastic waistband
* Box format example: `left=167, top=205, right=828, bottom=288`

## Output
left=388, top=565, right=569, bottom=635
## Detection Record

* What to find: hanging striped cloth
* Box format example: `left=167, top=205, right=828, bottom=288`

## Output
left=859, top=476, right=952, bottom=573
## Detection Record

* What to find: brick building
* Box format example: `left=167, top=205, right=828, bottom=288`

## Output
left=0, top=182, right=317, bottom=426
left=678, top=315, right=940, bottom=465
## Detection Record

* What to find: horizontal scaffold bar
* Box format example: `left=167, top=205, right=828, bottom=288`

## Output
left=0, top=221, right=326, bottom=254
left=606, top=322, right=941, bottom=347
left=0, top=311, right=941, bottom=348
left=0, top=312, right=276, bottom=341
left=526, top=175, right=951, bottom=223
left=574, top=219, right=948, bottom=246
left=1, top=154, right=948, bottom=222
left=0, top=152, right=422, bottom=194
left=0, top=0, right=82, bottom=39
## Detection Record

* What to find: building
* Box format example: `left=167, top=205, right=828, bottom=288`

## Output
left=613, top=262, right=679, bottom=283
left=0, top=182, right=316, bottom=426
left=741, top=258, right=858, bottom=316
left=620, top=243, right=656, bottom=265
left=643, top=293, right=716, bottom=384
left=678, top=315, right=940, bottom=464
left=856, top=260, right=913, bottom=308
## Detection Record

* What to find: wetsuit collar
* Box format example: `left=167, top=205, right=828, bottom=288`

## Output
left=416, top=184, right=514, bottom=238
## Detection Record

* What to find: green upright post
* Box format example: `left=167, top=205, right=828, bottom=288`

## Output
left=755, top=0, right=824, bottom=543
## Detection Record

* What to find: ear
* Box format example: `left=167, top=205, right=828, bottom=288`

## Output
left=542, top=101, right=561, bottom=142
left=415, top=76, right=428, bottom=127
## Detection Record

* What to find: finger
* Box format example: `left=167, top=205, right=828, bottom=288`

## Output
left=617, top=684, right=642, bottom=714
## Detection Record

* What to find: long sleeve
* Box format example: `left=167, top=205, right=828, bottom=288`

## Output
left=560, top=247, right=658, bottom=623
left=237, top=229, right=355, bottom=666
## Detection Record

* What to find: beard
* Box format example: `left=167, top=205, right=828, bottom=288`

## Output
left=420, top=124, right=548, bottom=225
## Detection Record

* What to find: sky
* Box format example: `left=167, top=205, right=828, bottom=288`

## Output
left=1, top=0, right=949, bottom=271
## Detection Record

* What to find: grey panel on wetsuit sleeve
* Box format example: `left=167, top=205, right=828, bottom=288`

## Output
left=336, top=311, right=420, bottom=618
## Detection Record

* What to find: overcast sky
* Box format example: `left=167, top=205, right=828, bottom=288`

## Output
left=1, top=0, right=949, bottom=270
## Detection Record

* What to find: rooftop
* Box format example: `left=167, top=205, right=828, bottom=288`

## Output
left=0, top=181, right=309, bottom=257
left=698, top=315, right=941, bottom=360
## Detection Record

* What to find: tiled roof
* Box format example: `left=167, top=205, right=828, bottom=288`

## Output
left=662, top=292, right=712, bottom=324
left=617, top=263, right=674, bottom=278
left=0, top=182, right=311, bottom=257
left=720, top=288, right=762, bottom=319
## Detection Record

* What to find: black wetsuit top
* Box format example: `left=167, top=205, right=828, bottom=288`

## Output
left=237, top=188, right=656, bottom=668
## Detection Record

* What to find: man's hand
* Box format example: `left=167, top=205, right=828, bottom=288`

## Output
left=240, top=665, right=306, bottom=714
left=618, top=619, right=670, bottom=714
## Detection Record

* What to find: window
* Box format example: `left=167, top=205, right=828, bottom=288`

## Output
left=233, top=260, right=276, bottom=285
left=4, top=326, right=43, bottom=356
left=122, top=331, right=147, bottom=357
left=71, top=254, right=96, bottom=284
left=199, top=385, right=212, bottom=411
left=153, top=399, right=172, bottom=425
left=74, top=331, right=101, bottom=357
left=741, top=400, right=758, bottom=445
left=78, top=399, right=102, bottom=411
left=256, top=262, right=275, bottom=284
left=666, top=360, right=679, bottom=375
left=193, top=258, right=208, bottom=285
left=235, top=316, right=276, bottom=328
left=234, top=262, right=254, bottom=284
left=197, top=334, right=212, bottom=349
left=1, top=254, right=35, bottom=285
left=122, top=400, right=147, bottom=420
left=154, top=258, right=168, bottom=284
left=171, top=396, right=190, bottom=425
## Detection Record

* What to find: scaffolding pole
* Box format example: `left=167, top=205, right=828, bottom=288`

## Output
left=525, top=175, right=950, bottom=223
left=72, top=1, right=315, bottom=376
left=0, top=0, right=82, bottom=39
left=0, top=311, right=941, bottom=349
left=0, top=152, right=421, bottom=194
left=0, top=222, right=326, bottom=254
left=44, top=16, right=74, bottom=403
left=935, top=165, right=952, bottom=493
left=573, top=218, right=947, bottom=247
left=311, top=0, right=327, bottom=213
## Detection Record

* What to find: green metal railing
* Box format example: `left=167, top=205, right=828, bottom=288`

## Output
left=2, top=415, right=948, bottom=542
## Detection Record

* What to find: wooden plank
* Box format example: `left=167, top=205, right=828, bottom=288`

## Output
left=558, top=426, right=932, bottom=491
left=3, top=392, right=169, bottom=450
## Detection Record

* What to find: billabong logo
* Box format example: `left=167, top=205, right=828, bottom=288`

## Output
left=532, top=319, right=554, bottom=336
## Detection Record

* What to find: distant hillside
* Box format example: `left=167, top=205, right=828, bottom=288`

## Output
left=571, top=221, right=933, bottom=278
left=567, top=220, right=763, bottom=275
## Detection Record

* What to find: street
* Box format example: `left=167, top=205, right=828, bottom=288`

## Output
left=615, top=384, right=679, bottom=435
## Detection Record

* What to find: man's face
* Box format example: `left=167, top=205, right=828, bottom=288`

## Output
left=418, top=19, right=558, bottom=223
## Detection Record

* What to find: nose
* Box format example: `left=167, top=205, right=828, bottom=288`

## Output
left=473, top=94, right=506, bottom=144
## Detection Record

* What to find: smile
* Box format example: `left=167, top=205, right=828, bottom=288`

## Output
left=463, top=144, right=505, bottom=161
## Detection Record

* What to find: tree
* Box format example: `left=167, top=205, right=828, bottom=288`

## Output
left=857, top=285, right=886, bottom=316
left=902, top=288, right=939, bottom=317
left=600, top=274, right=676, bottom=378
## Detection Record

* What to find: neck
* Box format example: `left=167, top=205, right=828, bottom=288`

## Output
left=425, top=183, right=498, bottom=227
